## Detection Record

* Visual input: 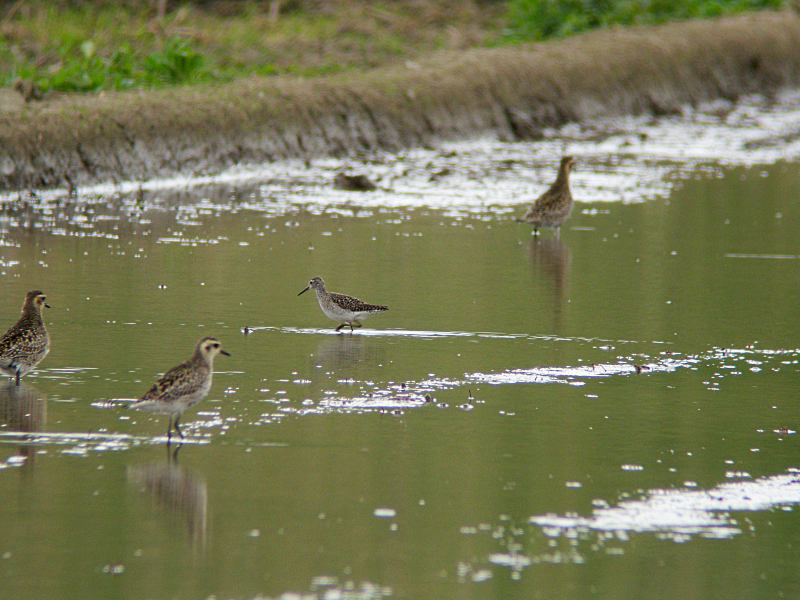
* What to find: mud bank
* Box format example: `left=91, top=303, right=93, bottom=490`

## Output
left=1, top=10, right=799, bottom=192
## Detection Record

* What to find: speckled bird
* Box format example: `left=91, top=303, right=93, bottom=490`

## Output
left=298, top=276, right=388, bottom=332
left=131, top=337, right=229, bottom=440
left=518, top=156, right=576, bottom=235
left=0, top=290, right=51, bottom=386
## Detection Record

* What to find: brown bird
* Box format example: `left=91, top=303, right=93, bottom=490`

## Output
left=0, top=291, right=51, bottom=386
left=130, top=338, right=230, bottom=441
left=517, top=156, right=576, bottom=236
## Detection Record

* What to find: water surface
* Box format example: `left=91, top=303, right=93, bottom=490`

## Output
left=1, top=93, right=800, bottom=599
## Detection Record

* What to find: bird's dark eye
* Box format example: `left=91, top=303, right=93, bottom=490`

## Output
left=213, top=343, right=219, bottom=348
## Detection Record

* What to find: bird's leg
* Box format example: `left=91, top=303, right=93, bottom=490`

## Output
left=167, top=416, right=173, bottom=442
left=533, top=228, right=539, bottom=237
left=173, top=415, right=185, bottom=439
left=335, top=323, right=346, bottom=332
left=15, top=368, right=20, bottom=386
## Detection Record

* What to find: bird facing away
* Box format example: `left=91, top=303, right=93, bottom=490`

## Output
left=298, top=276, right=388, bottom=332
left=131, top=337, right=230, bottom=441
left=517, top=156, right=576, bottom=236
left=0, top=290, right=51, bottom=386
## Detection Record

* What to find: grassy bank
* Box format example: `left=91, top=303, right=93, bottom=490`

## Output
left=2, top=10, right=799, bottom=192
left=0, top=0, right=792, bottom=95
left=0, top=1, right=505, bottom=93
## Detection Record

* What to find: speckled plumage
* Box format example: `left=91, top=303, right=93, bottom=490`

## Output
left=0, top=290, right=51, bottom=385
left=131, top=337, right=229, bottom=440
left=518, top=156, right=576, bottom=235
left=298, top=276, right=388, bottom=332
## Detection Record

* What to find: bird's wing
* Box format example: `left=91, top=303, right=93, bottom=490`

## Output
left=139, top=362, right=204, bottom=404
left=520, top=183, right=571, bottom=221
left=0, top=324, right=46, bottom=362
left=533, top=186, right=562, bottom=210
left=329, top=292, right=387, bottom=312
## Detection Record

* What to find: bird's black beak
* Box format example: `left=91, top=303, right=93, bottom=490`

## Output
left=220, top=350, right=231, bottom=357
left=298, top=286, right=309, bottom=296
left=44, top=303, right=52, bottom=308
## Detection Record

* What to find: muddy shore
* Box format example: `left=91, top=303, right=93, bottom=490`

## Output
left=1, top=10, right=799, bottom=192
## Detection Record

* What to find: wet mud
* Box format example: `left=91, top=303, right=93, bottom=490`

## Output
left=1, top=10, right=799, bottom=192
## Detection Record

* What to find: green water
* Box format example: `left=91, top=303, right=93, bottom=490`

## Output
left=1, top=161, right=800, bottom=600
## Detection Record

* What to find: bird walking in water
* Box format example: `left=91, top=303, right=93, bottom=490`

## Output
left=130, top=337, right=229, bottom=441
left=0, top=290, right=51, bottom=386
left=298, top=276, right=388, bottom=332
left=517, top=156, right=576, bottom=236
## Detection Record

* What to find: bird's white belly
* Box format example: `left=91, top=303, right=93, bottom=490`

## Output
left=318, top=298, right=355, bottom=321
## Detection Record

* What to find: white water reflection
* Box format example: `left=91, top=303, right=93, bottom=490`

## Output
left=253, top=580, right=392, bottom=600
left=458, top=469, right=800, bottom=579
left=315, top=393, right=430, bottom=412
left=530, top=469, right=800, bottom=542
left=255, top=325, right=670, bottom=345
left=466, top=345, right=800, bottom=386
left=0, top=429, right=208, bottom=454
left=264, top=342, right=800, bottom=417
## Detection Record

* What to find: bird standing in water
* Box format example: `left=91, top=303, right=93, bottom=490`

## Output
left=298, top=276, right=388, bottom=332
left=0, top=290, right=51, bottom=386
left=131, top=337, right=230, bottom=441
left=518, top=156, right=576, bottom=236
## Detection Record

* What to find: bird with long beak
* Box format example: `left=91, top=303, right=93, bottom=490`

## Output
left=298, top=276, right=388, bottom=332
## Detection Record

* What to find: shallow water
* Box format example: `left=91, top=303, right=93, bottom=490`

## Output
left=1, top=93, right=800, bottom=599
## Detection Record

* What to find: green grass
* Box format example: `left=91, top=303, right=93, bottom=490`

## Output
left=0, top=0, right=790, bottom=94
left=4, top=37, right=213, bottom=92
left=505, top=0, right=788, bottom=40
left=1, top=3, right=235, bottom=92
left=0, top=1, right=504, bottom=94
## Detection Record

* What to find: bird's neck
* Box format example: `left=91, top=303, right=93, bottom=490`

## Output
left=553, top=166, right=571, bottom=188
left=191, top=350, right=212, bottom=368
left=20, top=305, right=42, bottom=323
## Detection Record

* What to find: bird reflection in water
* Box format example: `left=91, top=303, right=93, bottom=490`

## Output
left=528, top=236, right=571, bottom=331
left=0, top=380, right=47, bottom=470
left=311, top=334, right=384, bottom=375
left=127, top=445, right=208, bottom=551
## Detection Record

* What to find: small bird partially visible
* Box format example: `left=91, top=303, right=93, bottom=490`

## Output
left=0, top=290, right=51, bottom=386
left=517, top=156, right=576, bottom=236
left=298, top=276, right=388, bottom=332
left=130, top=337, right=230, bottom=441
